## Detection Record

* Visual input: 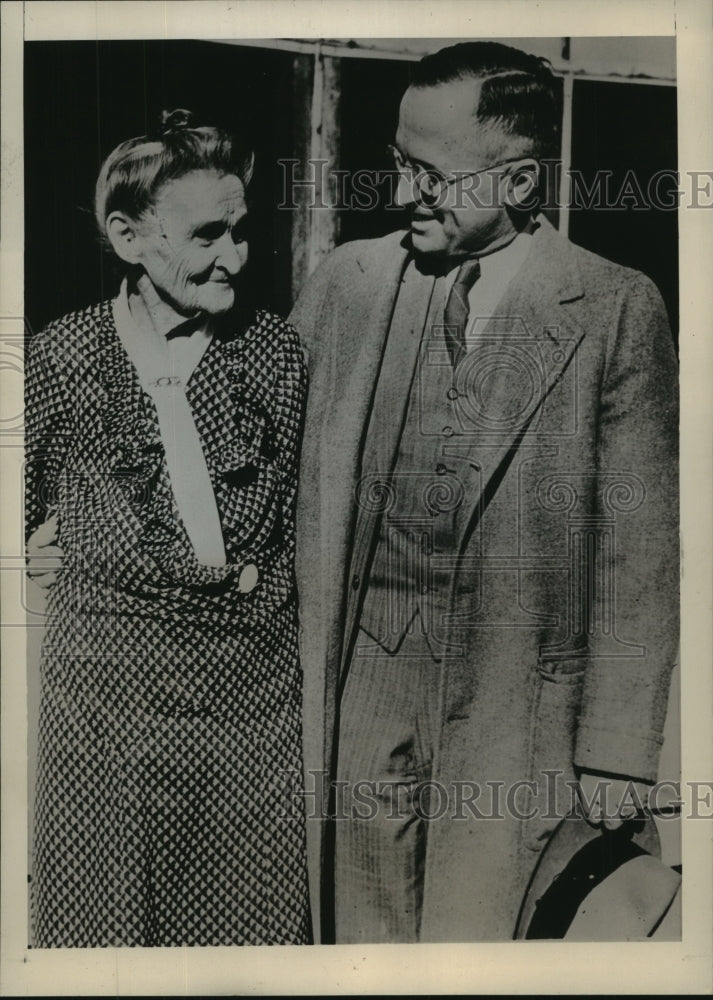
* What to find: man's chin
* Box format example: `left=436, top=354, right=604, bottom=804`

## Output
left=408, top=230, right=451, bottom=272
left=409, top=227, right=447, bottom=257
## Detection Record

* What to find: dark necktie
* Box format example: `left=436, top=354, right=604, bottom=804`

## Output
left=443, top=258, right=481, bottom=369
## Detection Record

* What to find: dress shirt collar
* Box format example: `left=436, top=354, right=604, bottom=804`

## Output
left=443, top=215, right=541, bottom=290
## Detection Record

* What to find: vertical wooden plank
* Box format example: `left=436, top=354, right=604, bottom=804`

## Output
left=290, top=52, right=314, bottom=305
left=558, top=72, right=574, bottom=238
left=289, top=46, right=342, bottom=305
left=308, top=51, right=342, bottom=276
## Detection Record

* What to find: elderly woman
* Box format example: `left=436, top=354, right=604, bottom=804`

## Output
left=24, top=111, right=310, bottom=947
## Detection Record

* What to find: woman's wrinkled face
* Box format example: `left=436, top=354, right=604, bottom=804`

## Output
left=132, top=169, right=249, bottom=317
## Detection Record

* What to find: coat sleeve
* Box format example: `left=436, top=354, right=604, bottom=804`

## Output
left=24, top=330, right=73, bottom=541
left=573, top=273, right=679, bottom=783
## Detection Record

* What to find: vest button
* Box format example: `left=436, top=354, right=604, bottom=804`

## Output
left=442, top=426, right=454, bottom=437
left=351, top=573, right=360, bottom=590
left=447, top=387, right=459, bottom=400
left=435, top=463, right=447, bottom=476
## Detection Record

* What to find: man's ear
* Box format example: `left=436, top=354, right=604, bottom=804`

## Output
left=106, top=211, right=144, bottom=265
left=503, top=159, right=540, bottom=211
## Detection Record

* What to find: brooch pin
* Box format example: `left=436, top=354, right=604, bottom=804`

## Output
left=150, top=376, right=182, bottom=387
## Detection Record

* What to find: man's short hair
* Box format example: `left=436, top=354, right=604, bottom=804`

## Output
left=411, top=41, right=561, bottom=161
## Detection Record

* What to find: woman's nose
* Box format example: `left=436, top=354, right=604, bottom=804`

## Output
left=216, top=235, right=246, bottom=275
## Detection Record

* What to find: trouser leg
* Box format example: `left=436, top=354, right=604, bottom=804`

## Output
left=334, top=629, right=439, bottom=943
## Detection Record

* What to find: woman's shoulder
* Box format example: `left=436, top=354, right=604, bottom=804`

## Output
left=215, top=308, right=306, bottom=412
left=245, top=308, right=301, bottom=343
left=31, top=299, right=115, bottom=362
left=222, top=307, right=304, bottom=365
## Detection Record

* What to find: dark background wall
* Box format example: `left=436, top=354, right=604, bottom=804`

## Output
left=24, top=40, right=678, bottom=340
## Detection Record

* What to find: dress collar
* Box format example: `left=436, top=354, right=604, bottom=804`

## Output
left=126, top=273, right=209, bottom=344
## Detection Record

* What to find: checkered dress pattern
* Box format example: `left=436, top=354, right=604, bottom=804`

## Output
left=25, top=299, right=311, bottom=947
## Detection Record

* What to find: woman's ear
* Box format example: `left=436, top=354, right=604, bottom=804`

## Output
left=503, top=159, right=540, bottom=212
left=106, top=211, right=144, bottom=265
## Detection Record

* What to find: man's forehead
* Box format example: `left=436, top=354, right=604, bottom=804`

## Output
left=397, top=80, right=484, bottom=147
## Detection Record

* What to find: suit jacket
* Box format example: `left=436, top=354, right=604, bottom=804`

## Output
left=289, top=218, right=679, bottom=942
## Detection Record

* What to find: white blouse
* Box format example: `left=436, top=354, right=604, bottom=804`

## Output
left=112, top=279, right=227, bottom=567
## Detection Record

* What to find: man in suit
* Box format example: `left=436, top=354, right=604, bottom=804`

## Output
left=289, top=41, right=678, bottom=943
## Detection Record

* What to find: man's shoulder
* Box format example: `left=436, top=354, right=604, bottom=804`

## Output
left=548, top=234, right=671, bottom=351
left=531, top=217, right=660, bottom=302
left=289, top=230, right=410, bottom=332
left=320, top=229, right=409, bottom=277
left=564, top=236, right=659, bottom=299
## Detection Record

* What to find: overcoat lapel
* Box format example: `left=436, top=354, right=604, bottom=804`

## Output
left=443, top=219, right=587, bottom=537
left=338, top=261, right=439, bottom=677
left=317, top=248, right=418, bottom=614
left=359, top=263, right=440, bottom=478
left=298, top=236, right=411, bottom=938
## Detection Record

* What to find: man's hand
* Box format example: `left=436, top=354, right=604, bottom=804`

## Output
left=578, top=771, right=652, bottom=831
left=26, top=514, right=64, bottom=588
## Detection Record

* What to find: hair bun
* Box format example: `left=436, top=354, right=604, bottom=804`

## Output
left=158, top=108, right=194, bottom=136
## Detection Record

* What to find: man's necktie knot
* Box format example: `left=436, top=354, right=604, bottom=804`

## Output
left=443, top=258, right=481, bottom=369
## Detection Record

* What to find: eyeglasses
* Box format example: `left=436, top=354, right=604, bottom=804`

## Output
left=386, top=144, right=526, bottom=208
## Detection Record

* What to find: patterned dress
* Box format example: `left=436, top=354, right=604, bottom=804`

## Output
left=25, top=298, right=311, bottom=947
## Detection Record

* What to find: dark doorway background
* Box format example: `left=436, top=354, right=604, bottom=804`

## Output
left=25, top=40, right=678, bottom=342
left=569, top=79, right=678, bottom=338
left=339, top=55, right=413, bottom=243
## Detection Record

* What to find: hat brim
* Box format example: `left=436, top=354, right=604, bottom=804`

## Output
left=514, top=811, right=678, bottom=940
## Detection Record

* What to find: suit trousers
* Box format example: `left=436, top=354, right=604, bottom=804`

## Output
left=334, top=622, right=442, bottom=943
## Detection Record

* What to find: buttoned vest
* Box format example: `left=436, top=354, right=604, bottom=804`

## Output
left=357, top=277, right=471, bottom=659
